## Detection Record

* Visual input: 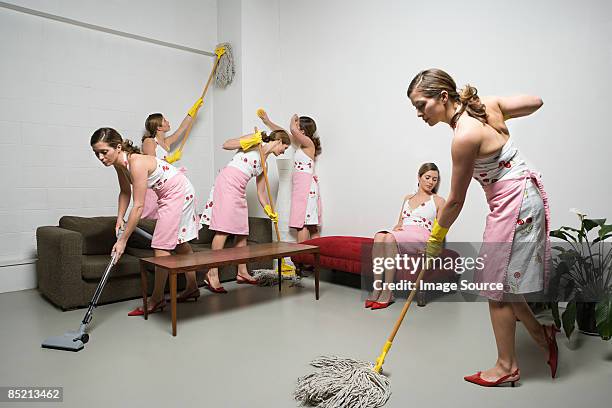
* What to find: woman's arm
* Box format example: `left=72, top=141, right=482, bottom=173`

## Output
left=493, top=95, right=544, bottom=120
left=436, top=127, right=481, bottom=229
left=164, top=116, right=193, bottom=147
left=222, top=132, right=259, bottom=151
left=114, top=166, right=132, bottom=233
left=112, top=157, right=148, bottom=260
left=434, top=196, right=446, bottom=218
left=255, top=174, right=269, bottom=208
left=142, top=138, right=157, bottom=156
left=259, top=110, right=285, bottom=132
left=290, top=114, right=315, bottom=149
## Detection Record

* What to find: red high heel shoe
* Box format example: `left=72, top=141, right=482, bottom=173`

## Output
left=365, top=300, right=375, bottom=308
left=128, top=299, right=166, bottom=316
left=543, top=324, right=559, bottom=378
left=236, top=275, right=259, bottom=285
left=464, top=369, right=520, bottom=387
left=203, top=279, right=227, bottom=294
left=370, top=299, right=395, bottom=310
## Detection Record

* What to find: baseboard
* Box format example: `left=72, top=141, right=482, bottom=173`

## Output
left=0, top=263, right=37, bottom=293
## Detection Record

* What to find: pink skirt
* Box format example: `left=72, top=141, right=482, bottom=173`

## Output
left=206, top=166, right=252, bottom=235
left=142, top=188, right=158, bottom=219
left=382, top=225, right=429, bottom=255
left=151, top=172, right=200, bottom=250
left=142, top=167, right=188, bottom=220
left=289, top=172, right=322, bottom=228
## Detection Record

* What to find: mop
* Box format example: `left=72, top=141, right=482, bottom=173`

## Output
left=251, top=141, right=298, bottom=286
left=294, top=261, right=430, bottom=407
left=41, top=227, right=153, bottom=352
left=165, top=43, right=234, bottom=164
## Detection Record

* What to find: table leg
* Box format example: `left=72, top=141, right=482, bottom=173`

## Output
left=314, top=253, right=320, bottom=300
left=141, top=262, right=149, bottom=320
left=278, top=258, right=282, bottom=292
left=170, top=271, right=177, bottom=336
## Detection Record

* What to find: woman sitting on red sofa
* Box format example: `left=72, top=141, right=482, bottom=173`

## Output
left=366, top=163, right=446, bottom=310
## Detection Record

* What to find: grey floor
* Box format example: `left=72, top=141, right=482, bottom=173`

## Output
left=0, top=278, right=611, bottom=408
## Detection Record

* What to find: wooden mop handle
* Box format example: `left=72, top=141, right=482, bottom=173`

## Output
left=387, top=262, right=427, bottom=342
left=258, top=144, right=281, bottom=242
left=176, top=54, right=222, bottom=152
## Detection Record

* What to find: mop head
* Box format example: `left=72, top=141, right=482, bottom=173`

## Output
left=215, top=42, right=235, bottom=88
left=295, top=356, right=391, bottom=408
left=251, top=269, right=295, bottom=286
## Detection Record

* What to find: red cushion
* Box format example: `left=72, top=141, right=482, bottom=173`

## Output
left=293, top=235, right=460, bottom=280
left=300, top=236, right=373, bottom=261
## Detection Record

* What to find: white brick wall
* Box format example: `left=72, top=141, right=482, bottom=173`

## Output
left=0, top=1, right=218, bottom=292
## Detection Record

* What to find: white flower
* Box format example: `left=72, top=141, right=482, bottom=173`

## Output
left=570, top=208, right=587, bottom=220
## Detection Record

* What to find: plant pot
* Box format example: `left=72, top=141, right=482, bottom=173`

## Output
left=576, top=302, right=599, bottom=336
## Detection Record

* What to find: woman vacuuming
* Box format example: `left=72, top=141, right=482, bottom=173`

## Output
left=140, top=97, right=203, bottom=219
left=90, top=128, right=201, bottom=315
left=200, top=130, right=291, bottom=292
left=366, top=163, right=445, bottom=310
left=407, top=68, right=557, bottom=386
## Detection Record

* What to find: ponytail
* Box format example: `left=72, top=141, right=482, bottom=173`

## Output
left=451, top=84, right=488, bottom=127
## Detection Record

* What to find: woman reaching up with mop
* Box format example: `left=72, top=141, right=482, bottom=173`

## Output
left=258, top=110, right=322, bottom=242
left=365, top=163, right=445, bottom=310
left=200, top=129, right=291, bottom=292
left=90, top=128, right=201, bottom=315
left=407, top=68, right=557, bottom=386
left=139, top=98, right=203, bottom=219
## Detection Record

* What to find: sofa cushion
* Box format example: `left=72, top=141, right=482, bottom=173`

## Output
left=124, top=246, right=155, bottom=259
left=126, top=219, right=157, bottom=249
left=59, top=216, right=116, bottom=255
left=301, top=236, right=373, bottom=261
left=292, top=236, right=461, bottom=281
left=81, top=253, right=140, bottom=281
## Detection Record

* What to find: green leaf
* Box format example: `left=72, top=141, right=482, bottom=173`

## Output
left=594, top=234, right=612, bottom=244
left=595, top=297, right=612, bottom=340
left=552, top=245, right=567, bottom=253
left=583, top=219, right=605, bottom=232
left=551, top=302, right=561, bottom=329
left=560, top=226, right=582, bottom=233
left=562, top=301, right=577, bottom=339
left=598, top=224, right=612, bottom=239
left=550, top=229, right=573, bottom=243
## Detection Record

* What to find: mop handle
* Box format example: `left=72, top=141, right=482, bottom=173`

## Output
left=258, top=144, right=281, bottom=241
left=175, top=54, right=222, bottom=153
left=387, top=264, right=426, bottom=342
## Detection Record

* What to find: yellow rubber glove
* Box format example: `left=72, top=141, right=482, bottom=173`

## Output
left=165, top=149, right=182, bottom=164
left=264, top=204, right=278, bottom=223
left=187, top=98, right=203, bottom=117
left=426, top=219, right=449, bottom=258
left=239, top=131, right=262, bottom=151
left=256, top=108, right=266, bottom=118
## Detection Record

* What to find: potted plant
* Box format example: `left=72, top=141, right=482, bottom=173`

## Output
left=549, top=209, right=612, bottom=340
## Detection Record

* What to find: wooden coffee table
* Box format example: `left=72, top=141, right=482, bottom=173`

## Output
left=139, top=242, right=320, bottom=336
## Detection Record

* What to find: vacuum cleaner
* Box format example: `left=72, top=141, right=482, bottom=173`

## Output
left=41, top=226, right=153, bottom=352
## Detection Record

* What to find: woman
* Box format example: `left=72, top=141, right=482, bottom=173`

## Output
left=140, top=98, right=202, bottom=219
left=366, top=163, right=445, bottom=310
left=90, top=128, right=201, bottom=315
left=258, top=111, right=322, bottom=242
left=407, top=68, right=557, bottom=386
left=200, top=130, right=291, bottom=291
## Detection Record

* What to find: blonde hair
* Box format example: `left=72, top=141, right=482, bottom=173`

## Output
left=407, top=68, right=488, bottom=127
